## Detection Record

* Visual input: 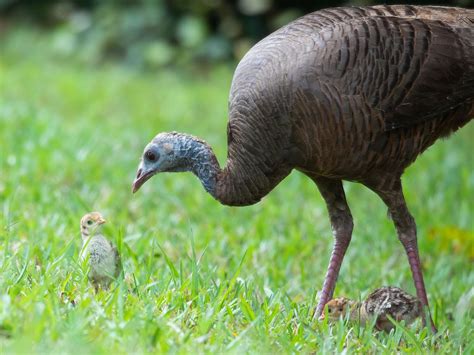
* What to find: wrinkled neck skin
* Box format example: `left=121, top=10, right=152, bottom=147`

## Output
left=173, top=135, right=220, bottom=198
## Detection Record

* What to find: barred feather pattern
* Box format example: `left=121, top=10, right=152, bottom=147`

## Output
left=217, top=5, right=473, bottom=205
left=363, top=286, right=422, bottom=331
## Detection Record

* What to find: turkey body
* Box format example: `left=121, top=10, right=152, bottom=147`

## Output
left=218, top=5, right=472, bottom=332
left=222, top=5, right=473, bottom=205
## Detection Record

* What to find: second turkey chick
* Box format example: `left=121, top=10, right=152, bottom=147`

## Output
left=321, top=286, right=422, bottom=332
left=80, top=212, right=121, bottom=291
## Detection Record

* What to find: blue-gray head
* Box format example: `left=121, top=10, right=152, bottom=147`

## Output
left=132, top=132, right=219, bottom=194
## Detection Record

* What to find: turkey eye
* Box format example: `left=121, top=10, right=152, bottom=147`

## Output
left=339, top=307, right=343, bottom=312
left=145, top=150, right=158, bottom=162
left=87, top=220, right=93, bottom=226
left=328, top=308, right=332, bottom=313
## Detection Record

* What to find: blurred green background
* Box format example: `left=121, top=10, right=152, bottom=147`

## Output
left=1, top=0, right=472, bottom=68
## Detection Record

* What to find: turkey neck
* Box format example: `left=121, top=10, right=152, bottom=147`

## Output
left=176, top=134, right=275, bottom=206
left=81, top=226, right=103, bottom=240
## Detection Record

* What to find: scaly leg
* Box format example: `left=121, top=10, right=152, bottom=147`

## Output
left=312, top=177, right=354, bottom=319
left=371, top=179, right=437, bottom=333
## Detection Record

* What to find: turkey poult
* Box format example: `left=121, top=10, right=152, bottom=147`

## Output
left=80, top=212, right=121, bottom=291
left=132, top=5, right=474, bottom=332
left=321, top=286, right=422, bottom=332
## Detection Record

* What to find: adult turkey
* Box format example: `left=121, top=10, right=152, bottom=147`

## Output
left=132, top=5, right=474, bottom=332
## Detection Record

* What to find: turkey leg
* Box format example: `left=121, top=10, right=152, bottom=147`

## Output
left=371, top=179, right=437, bottom=333
left=312, top=177, right=354, bottom=319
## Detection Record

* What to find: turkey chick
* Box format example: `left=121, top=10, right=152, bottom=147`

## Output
left=80, top=212, right=121, bottom=291
left=322, top=286, right=422, bottom=332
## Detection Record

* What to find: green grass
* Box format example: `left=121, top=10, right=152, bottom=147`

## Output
left=0, top=29, right=473, bottom=353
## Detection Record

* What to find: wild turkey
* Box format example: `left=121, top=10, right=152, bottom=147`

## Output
left=321, top=286, right=422, bottom=332
left=132, top=5, right=474, bottom=332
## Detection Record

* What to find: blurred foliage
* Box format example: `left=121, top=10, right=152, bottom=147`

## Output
left=0, top=0, right=472, bottom=68
left=427, top=227, right=474, bottom=260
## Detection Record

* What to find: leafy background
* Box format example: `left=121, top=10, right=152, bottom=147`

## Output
left=1, top=0, right=472, bottom=68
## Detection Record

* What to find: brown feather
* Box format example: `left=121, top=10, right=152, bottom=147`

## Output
left=217, top=5, right=473, bottom=204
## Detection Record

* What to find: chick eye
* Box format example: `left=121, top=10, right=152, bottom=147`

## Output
left=87, top=220, right=93, bottom=225
left=145, top=150, right=158, bottom=162
left=339, top=307, right=343, bottom=312
left=328, top=308, right=332, bottom=313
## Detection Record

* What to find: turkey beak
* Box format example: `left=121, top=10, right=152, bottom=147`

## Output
left=132, top=166, right=155, bottom=193
left=98, top=218, right=106, bottom=225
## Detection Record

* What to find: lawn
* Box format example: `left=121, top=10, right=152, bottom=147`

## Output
left=0, top=29, right=473, bottom=353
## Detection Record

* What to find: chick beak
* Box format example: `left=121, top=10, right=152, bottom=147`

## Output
left=318, top=313, right=325, bottom=321
left=99, top=218, right=107, bottom=225
left=132, top=167, right=155, bottom=193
